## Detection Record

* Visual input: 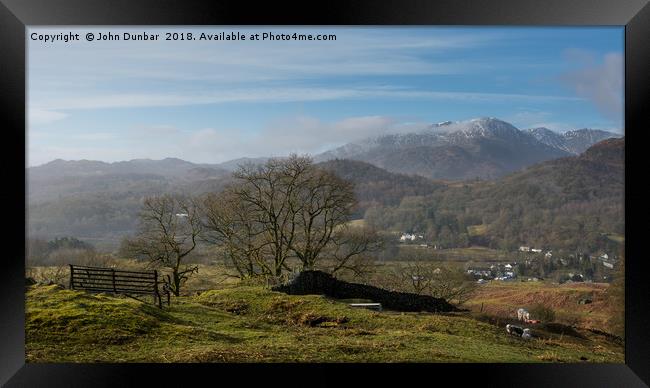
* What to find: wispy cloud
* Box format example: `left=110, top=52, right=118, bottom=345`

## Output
left=560, top=51, right=623, bottom=122
left=183, top=115, right=426, bottom=162
left=30, top=88, right=582, bottom=112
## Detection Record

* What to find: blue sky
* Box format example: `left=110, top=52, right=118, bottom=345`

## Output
left=27, top=27, right=624, bottom=166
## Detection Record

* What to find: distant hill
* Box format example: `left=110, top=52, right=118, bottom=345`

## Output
left=316, top=159, right=445, bottom=217
left=366, top=138, right=624, bottom=252
left=527, top=128, right=620, bottom=155
left=316, top=118, right=572, bottom=180
left=28, top=158, right=230, bottom=203
left=27, top=158, right=233, bottom=247
left=215, top=157, right=276, bottom=172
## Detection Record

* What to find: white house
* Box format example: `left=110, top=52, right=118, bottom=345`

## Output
left=519, top=246, right=530, bottom=252
left=600, top=253, right=609, bottom=260
left=531, top=248, right=542, bottom=253
left=603, top=262, right=614, bottom=269
left=504, top=264, right=513, bottom=270
left=400, top=233, right=423, bottom=242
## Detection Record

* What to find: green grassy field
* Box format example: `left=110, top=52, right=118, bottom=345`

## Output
left=26, top=283, right=623, bottom=363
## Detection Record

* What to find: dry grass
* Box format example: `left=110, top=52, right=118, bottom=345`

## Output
left=464, top=281, right=615, bottom=332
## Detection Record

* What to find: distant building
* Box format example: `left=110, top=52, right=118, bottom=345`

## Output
left=603, top=261, right=614, bottom=269
left=545, top=251, right=553, bottom=258
left=531, top=248, right=542, bottom=253
left=399, top=233, right=423, bottom=242
left=519, top=246, right=530, bottom=252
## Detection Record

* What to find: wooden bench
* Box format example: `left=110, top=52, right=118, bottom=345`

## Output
left=349, top=303, right=382, bottom=311
left=69, top=264, right=170, bottom=308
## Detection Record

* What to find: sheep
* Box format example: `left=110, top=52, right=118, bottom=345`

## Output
left=506, top=324, right=524, bottom=336
left=506, top=324, right=532, bottom=339
left=517, top=308, right=530, bottom=322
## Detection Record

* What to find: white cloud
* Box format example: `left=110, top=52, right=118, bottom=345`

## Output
left=30, top=87, right=581, bottom=112
left=560, top=52, right=623, bottom=123
left=182, top=115, right=430, bottom=162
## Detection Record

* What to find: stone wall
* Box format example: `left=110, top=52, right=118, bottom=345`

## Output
left=272, top=270, right=458, bottom=313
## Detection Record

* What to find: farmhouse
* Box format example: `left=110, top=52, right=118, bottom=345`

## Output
left=531, top=248, right=542, bottom=253
left=519, top=246, right=530, bottom=252
left=399, top=233, right=423, bottom=242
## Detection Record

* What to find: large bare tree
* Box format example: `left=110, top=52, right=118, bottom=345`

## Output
left=227, top=156, right=308, bottom=276
left=120, top=195, right=202, bottom=296
left=202, top=154, right=379, bottom=278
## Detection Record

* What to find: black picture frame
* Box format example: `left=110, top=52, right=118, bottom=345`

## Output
left=1, top=1, right=648, bottom=386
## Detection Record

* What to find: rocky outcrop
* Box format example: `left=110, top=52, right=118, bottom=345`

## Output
left=272, top=270, right=458, bottom=313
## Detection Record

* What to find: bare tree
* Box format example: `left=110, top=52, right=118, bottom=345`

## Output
left=327, top=226, right=383, bottom=278
left=120, top=195, right=202, bottom=296
left=202, top=154, right=378, bottom=279
left=380, top=262, right=477, bottom=305
left=227, top=156, right=307, bottom=276
left=201, top=190, right=269, bottom=278
left=288, top=166, right=356, bottom=270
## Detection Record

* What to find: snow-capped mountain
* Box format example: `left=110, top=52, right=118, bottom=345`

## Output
left=315, top=117, right=571, bottom=180
left=527, top=127, right=620, bottom=155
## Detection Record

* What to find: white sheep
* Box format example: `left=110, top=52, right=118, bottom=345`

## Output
left=517, top=308, right=530, bottom=321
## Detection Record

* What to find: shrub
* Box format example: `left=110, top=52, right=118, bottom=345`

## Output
left=529, top=303, right=556, bottom=322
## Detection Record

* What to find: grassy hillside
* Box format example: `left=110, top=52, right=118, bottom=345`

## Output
left=26, top=283, right=623, bottom=363
left=464, top=281, right=616, bottom=332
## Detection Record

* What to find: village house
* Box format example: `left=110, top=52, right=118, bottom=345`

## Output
left=531, top=248, right=542, bottom=253
left=467, top=268, right=493, bottom=279
left=399, top=233, right=423, bottom=242
left=519, top=246, right=530, bottom=252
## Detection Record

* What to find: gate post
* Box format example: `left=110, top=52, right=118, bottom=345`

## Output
left=69, top=264, right=74, bottom=289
